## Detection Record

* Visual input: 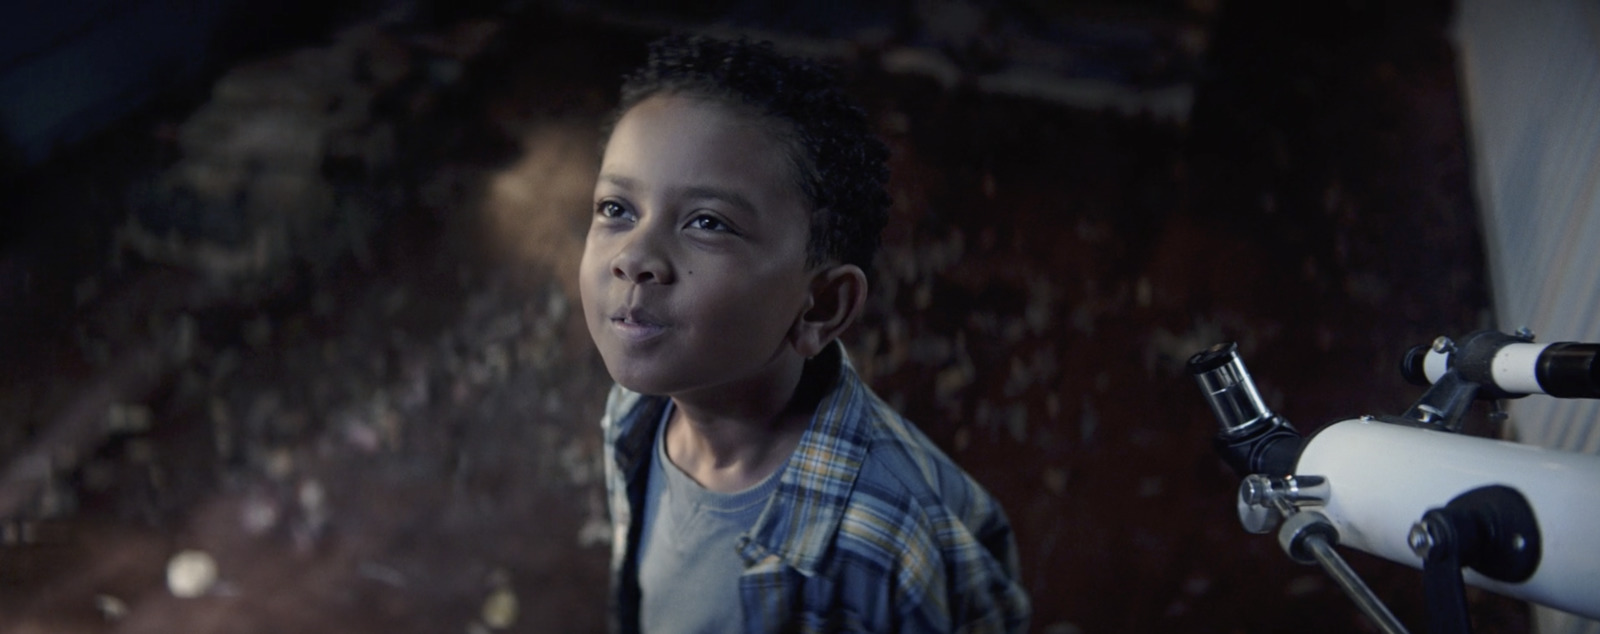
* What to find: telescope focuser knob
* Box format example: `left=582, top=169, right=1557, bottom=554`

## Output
left=1237, top=474, right=1330, bottom=534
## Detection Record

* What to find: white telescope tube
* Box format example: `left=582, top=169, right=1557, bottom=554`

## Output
left=1295, top=417, right=1600, bottom=619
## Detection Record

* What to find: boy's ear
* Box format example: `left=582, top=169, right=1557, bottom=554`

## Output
left=790, top=263, right=868, bottom=358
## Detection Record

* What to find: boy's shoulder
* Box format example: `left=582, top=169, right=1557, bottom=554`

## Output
left=803, top=355, right=1028, bottom=630
left=846, top=388, right=989, bottom=511
left=797, top=350, right=1013, bottom=551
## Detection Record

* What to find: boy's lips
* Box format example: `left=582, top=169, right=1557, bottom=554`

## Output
left=608, top=306, right=668, bottom=341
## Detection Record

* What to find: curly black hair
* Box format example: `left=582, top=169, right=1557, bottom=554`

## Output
left=604, top=34, right=891, bottom=274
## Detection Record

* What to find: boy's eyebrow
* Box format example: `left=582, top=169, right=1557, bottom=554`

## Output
left=680, top=185, right=757, bottom=215
left=597, top=173, right=637, bottom=190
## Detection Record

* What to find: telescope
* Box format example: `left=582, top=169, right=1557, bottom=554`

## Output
left=1189, top=329, right=1600, bottom=634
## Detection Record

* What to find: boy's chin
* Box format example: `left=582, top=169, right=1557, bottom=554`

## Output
left=613, top=379, right=668, bottom=397
left=602, top=363, right=674, bottom=397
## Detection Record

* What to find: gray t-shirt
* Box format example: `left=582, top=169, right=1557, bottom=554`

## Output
left=637, top=404, right=786, bottom=633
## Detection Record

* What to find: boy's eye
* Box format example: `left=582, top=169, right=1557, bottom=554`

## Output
left=687, top=214, right=731, bottom=233
left=596, top=200, right=630, bottom=220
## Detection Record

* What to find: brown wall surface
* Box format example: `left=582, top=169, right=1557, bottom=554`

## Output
left=0, top=1, right=1527, bottom=632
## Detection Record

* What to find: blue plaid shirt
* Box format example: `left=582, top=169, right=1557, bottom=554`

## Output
left=601, top=343, right=1031, bottom=633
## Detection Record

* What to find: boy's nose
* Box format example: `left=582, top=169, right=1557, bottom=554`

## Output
left=611, top=231, right=673, bottom=285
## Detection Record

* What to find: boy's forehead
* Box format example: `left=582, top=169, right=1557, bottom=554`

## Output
left=606, top=97, right=770, bottom=163
left=600, top=96, right=809, bottom=208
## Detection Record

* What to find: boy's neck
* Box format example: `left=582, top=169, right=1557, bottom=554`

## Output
left=665, top=347, right=838, bottom=493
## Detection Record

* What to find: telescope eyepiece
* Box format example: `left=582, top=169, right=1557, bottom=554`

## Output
left=1188, top=342, right=1276, bottom=437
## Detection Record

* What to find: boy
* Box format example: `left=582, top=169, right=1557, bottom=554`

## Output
left=580, top=35, right=1030, bottom=633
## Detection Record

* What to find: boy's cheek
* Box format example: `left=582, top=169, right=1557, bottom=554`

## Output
left=575, top=262, right=604, bottom=330
left=577, top=279, right=602, bottom=322
left=577, top=245, right=605, bottom=288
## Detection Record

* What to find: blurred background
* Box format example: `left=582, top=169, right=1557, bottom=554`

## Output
left=2, top=0, right=1595, bottom=632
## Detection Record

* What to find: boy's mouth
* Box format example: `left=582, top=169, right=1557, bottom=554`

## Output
left=611, top=305, right=665, bottom=325
left=608, top=306, right=668, bottom=340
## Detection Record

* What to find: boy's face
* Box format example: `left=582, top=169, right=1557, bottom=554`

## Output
left=580, top=95, right=816, bottom=397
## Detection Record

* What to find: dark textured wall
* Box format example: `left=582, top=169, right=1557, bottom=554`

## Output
left=0, top=1, right=1523, bottom=632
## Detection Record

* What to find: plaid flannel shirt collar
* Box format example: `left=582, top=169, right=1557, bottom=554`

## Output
left=737, top=342, right=867, bottom=576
